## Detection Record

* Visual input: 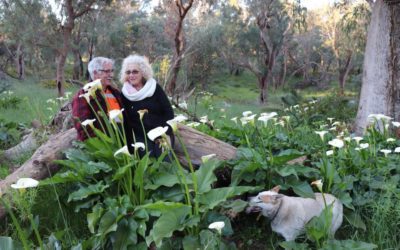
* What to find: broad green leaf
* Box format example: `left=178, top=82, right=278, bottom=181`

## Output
left=279, top=241, right=309, bottom=250
left=68, top=182, right=109, bottom=202
left=222, top=199, right=248, bottom=213
left=271, top=149, right=303, bottom=166
left=198, top=186, right=261, bottom=211
left=231, top=161, right=263, bottom=185
left=137, top=201, right=187, bottom=213
left=145, top=173, right=181, bottom=190
left=97, top=209, right=118, bottom=236
left=113, top=218, right=138, bottom=249
left=199, top=230, right=218, bottom=249
left=195, top=159, right=219, bottom=193
left=87, top=205, right=104, bottom=234
left=345, top=211, right=366, bottom=230
left=321, top=240, right=377, bottom=250
left=84, top=161, right=112, bottom=174
left=206, top=212, right=234, bottom=236
left=182, top=235, right=201, bottom=250
left=288, top=181, right=315, bottom=199
left=337, top=191, right=354, bottom=210
left=146, top=206, right=192, bottom=247
left=40, top=171, right=82, bottom=185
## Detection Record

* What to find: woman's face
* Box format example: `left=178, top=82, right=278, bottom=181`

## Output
left=125, top=63, right=143, bottom=87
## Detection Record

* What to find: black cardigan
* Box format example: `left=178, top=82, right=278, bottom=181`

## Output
left=122, top=84, right=174, bottom=149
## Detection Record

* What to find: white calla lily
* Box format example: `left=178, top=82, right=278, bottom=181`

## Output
left=392, top=121, right=400, bottom=127
left=386, top=138, right=396, bottom=143
left=109, top=109, right=124, bottom=122
left=114, top=146, right=131, bottom=157
left=147, top=126, right=169, bottom=141
left=83, top=79, right=102, bottom=92
left=201, top=154, right=216, bottom=163
left=360, top=143, right=369, bottom=149
left=315, top=131, right=328, bottom=141
left=328, top=139, right=344, bottom=148
left=311, top=179, right=323, bottom=192
left=380, top=149, right=391, bottom=157
left=326, top=150, right=334, bottom=156
left=132, top=142, right=145, bottom=151
left=81, top=119, right=96, bottom=127
left=208, top=221, right=225, bottom=234
left=242, top=111, right=252, bottom=117
left=11, top=178, right=39, bottom=189
left=352, top=136, right=363, bottom=145
left=394, top=147, right=400, bottom=153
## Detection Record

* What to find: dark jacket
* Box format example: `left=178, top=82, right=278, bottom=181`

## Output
left=122, top=84, right=174, bottom=156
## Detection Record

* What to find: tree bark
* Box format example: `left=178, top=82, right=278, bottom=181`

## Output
left=15, top=42, right=25, bottom=80
left=354, top=0, right=400, bottom=134
left=166, top=0, right=194, bottom=95
left=338, top=51, right=353, bottom=96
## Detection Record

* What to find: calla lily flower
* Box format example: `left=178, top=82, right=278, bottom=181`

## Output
left=392, top=121, right=400, bottom=127
left=147, top=126, right=169, bottom=141
left=360, top=143, right=369, bottom=149
left=386, top=138, right=396, bottom=143
left=166, top=120, right=178, bottom=132
left=230, top=117, right=238, bottom=124
left=353, top=136, right=363, bottom=145
left=311, top=179, right=323, bottom=192
left=394, top=147, right=400, bottom=153
left=83, top=79, right=102, bottom=93
left=186, top=122, right=200, bottom=127
left=114, top=146, right=131, bottom=157
left=380, top=149, right=391, bottom=157
left=11, top=178, right=39, bottom=189
left=132, top=142, right=145, bottom=151
left=79, top=92, right=91, bottom=103
left=326, top=150, right=334, bottom=156
left=201, top=154, right=216, bottom=163
left=208, top=221, right=225, bottom=234
left=315, top=131, right=328, bottom=141
left=137, top=109, right=148, bottom=120
left=109, top=109, right=124, bottom=122
left=327, top=117, right=334, bottom=123
left=178, top=102, right=188, bottom=109
left=242, top=111, right=252, bottom=117
left=81, top=119, right=96, bottom=128
left=200, top=115, right=208, bottom=123
left=344, top=137, right=351, bottom=142
left=328, top=138, right=344, bottom=148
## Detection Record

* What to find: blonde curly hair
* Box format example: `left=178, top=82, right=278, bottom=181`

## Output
left=119, top=54, right=153, bottom=83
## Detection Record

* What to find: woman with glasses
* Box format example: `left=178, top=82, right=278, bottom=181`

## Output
left=120, top=54, right=174, bottom=158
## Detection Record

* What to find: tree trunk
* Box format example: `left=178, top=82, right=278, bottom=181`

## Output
left=166, top=0, right=194, bottom=95
left=354, top=0, right=400, bottom=134
left=258, top=75, right=268, bottom=104
left=338, top=51, right=353, bottom=96
left=15, top=42, right=25, bottom=80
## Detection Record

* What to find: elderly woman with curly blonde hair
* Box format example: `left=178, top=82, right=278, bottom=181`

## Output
left=120, top=54, right=174, bottom=158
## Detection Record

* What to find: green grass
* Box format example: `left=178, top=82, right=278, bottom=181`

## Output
left=0, top=77, right=78, bottom=125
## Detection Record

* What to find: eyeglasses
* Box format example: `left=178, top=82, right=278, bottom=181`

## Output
left=125, top=70, right=140, bottom=75
left=99, top=69, right=114, bottom=73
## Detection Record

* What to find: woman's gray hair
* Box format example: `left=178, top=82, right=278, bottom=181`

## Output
left=120, top=54, right=153, bottom=83
left=88, top=57, right=114, bottom=80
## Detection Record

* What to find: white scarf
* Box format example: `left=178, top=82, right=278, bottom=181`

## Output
left=122, top=78, right=157, bottom=101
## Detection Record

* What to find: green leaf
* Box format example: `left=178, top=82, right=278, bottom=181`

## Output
left=133, top=155, right=150, bottom=188
left=288, top=181, right=315, bottom=199
left=113, top=163, right=134, bottom=181
left=182, top=235, right=201, bottom=250
left=97, top=209, right=118, bottom=236
left=206, top=212, right=234, bottom=236
left=113, top=218, right=138, bottom=249
left=222, top=199, right=248, bottom=213
left=337, top=192, right=354, bottom=210
left=321, top=240, right=377, bottom=250
left=40, top=171, right=82, bottom=185
left=145, top=173, right=181, bottom=190
left=345, top=211, right=366, bottom=230
left=137, top=201, right=187, bottom=213
left=195, top=159, right=219, bottom=193
left=279, top=241, right=309, bottom=250
left=68, top=181, right=109, bottom=202
left=271, top=149, right=304, bottom=166
left=146, top=206, right=192, bottom=247
left=87, top=205, right=104, bottom=234
left=199, top=186, right=261, bottom=211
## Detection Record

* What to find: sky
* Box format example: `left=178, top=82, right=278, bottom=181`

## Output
left=301, top=0, right=336, bottom=10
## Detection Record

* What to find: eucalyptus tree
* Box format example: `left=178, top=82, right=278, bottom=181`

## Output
left=354, top=0, right=400, bottom=134
left=225, top=0, right=305, bottom=104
